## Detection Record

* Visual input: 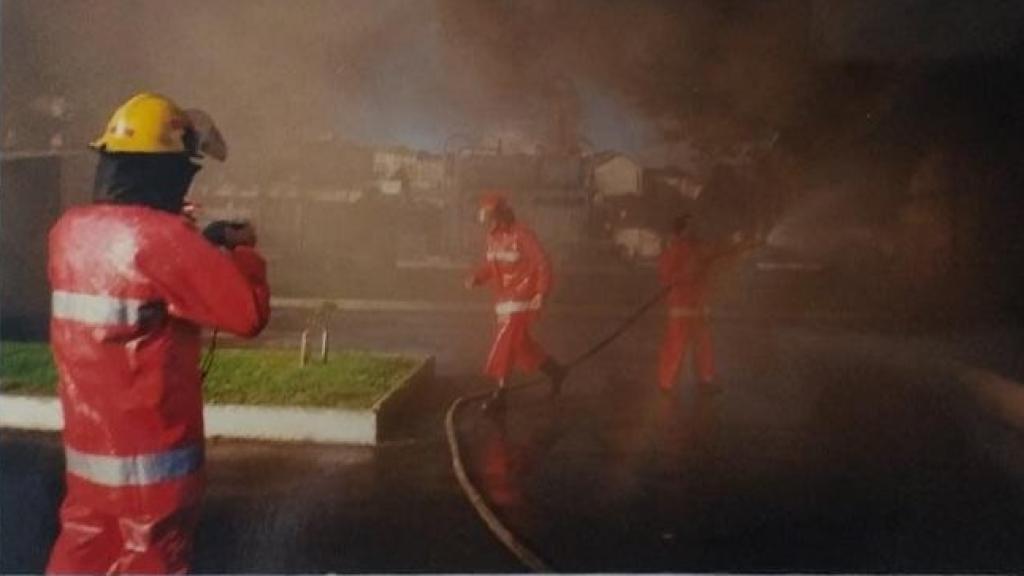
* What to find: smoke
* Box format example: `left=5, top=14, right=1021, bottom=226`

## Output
left=3, top=0, right=819, bottom=164
left=8, top=1, right=1020, bottom=189
left=434, top=0, right=815, bottom=159
left=4, top=1, right=436, bottom=167
left=6, top=0, right=1024, bottom=316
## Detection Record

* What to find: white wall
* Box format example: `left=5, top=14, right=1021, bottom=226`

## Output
left=594, top=156, right=641, bottom=199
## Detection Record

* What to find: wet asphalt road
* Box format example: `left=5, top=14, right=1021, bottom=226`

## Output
left=2, top=417, right=522, bottom=573
left=4, top=265, right=1024, bottom=572
left=456, top=326, right=1024, bottom=572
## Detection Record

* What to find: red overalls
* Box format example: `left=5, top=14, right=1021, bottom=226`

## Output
left=46, top=204, right=270, bottom=574
left=657, top=236, right=715, bottom=391
left=472, top=222, right=553, bottom=379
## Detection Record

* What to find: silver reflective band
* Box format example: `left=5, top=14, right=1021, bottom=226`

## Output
left=495, top=300, right=538, bottom=315
left=669, top=306, right=710, bottom=318
left=65, top=444, right=203, bottom=487
left=486, top=250, right=521, bottom=263
left=52, top=291, right=147, bottom=327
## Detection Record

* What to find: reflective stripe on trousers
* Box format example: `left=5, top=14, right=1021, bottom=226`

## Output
left=669, top=306, right=710, bottom=318
left=495, top=300, right=539, bottom=316
left=65, top=444, right=204, bottom=487
left=52, top=290, right=163, bottom=327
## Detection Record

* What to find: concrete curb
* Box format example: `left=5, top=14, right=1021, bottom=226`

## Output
left=269, top=296, right=877, bottom=324
left=0, top=395, right=59, bottom=432
left=0, top=355, right=434, bottom=446
left=949, top=364, right=1024, bottom=487
left=955, top=365, right=1024, bottom=430
left=844, top=336, right=1024, bottom=484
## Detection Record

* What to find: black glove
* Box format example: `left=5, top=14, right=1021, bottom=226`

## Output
left=203, top=220, right=247, bottom=248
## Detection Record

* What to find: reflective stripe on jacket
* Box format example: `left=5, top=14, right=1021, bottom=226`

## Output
left=473, top=222, right=552, bottom=302
left=48, top=204, right=270, bottom=492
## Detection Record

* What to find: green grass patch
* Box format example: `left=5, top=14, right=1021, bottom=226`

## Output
left=201, top=348, right=418, bottom=409
left=1, top=341, right=419, bottom=410
left=0, top=342, right=58, bottom=396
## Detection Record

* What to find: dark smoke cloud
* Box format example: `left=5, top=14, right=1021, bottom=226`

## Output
left=813, top=0, right=1024, bottom=62
left=2, top=0, right=813, bottom=161
left=435, top=0, right=814, bottom=153
left=5, top=0, right=1022, bottom=168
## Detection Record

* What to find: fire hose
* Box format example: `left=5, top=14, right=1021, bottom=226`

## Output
left=445, top=236, right=765, bottom=571
left=200, top=329, right=219, bottom=381
left=445, top=283, right=674, bottom=572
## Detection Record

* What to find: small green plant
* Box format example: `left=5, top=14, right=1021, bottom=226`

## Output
left=301, top=301, right=338, bottom=367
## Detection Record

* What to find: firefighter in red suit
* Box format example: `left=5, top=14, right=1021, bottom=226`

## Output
left=658, top=214, right=753, bottom=395
left=465, top=193, right=566, bottom=416
left=46, top=93, right=270, bottom=574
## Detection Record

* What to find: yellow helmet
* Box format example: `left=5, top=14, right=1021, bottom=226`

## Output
left=91, top=92, right=227, bottom=161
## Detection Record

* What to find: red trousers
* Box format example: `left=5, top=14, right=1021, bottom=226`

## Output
left=658, top=312, right=715, bottom=390
left=485, top=311, right=548, bottom=379
left=47, top=475, right=204, bottom=574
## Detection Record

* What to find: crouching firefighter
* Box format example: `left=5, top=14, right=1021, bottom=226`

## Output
left=465, top=193, right=566, bottom=417
left=46, top=93, right=270, bottom=574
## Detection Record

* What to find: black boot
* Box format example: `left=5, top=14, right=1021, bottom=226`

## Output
left=481, top=388, right=508, bottom=418
left=540, top=358, right=567, bottom=397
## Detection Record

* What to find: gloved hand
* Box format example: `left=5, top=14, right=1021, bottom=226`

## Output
left=203, top=220, right=257, bottom=249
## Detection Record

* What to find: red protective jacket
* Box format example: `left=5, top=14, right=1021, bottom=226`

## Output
left=472, top=222, right=552, bottom=313
left=48, top=204, right=270, bottom=514
left=658, top=236, right=710, bottom=309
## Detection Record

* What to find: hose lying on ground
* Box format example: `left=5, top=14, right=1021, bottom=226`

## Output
left=445, top=395, right=553, bottom=572
left=445, top=283, right=673, bottom=572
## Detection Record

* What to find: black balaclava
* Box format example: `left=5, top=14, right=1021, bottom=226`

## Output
left=93, top=151, right=201, bottom=214
left=670, top=214, right=691, bottom=236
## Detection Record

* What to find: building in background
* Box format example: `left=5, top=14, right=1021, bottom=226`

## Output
left=586, top=152, right=642, bottom=202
